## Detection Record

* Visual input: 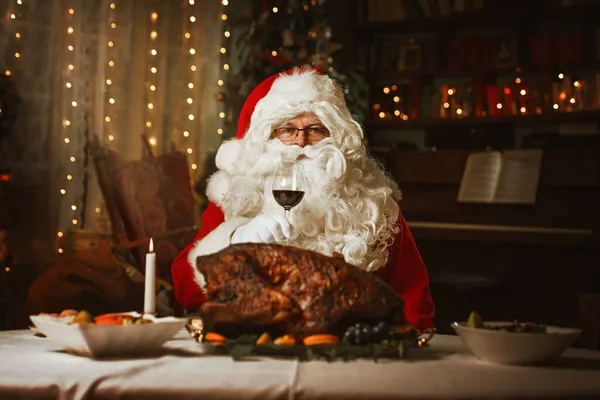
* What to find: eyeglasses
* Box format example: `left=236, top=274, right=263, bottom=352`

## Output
left=272, top=127, right=330, bottom=143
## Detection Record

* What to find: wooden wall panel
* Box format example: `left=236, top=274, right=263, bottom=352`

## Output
left=385, top=148, right=600, bottom=331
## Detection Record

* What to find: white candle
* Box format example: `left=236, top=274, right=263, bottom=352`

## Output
left=144, top=238, right=156, bottom=314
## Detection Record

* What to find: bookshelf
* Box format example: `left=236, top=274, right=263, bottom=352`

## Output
left=357, top=4, right=600, bottom=35
left=367, top=109, right=600, bottom=129
left=351, top=1, right=600, bottom=333
left=356, top=0, right=600, bottom=149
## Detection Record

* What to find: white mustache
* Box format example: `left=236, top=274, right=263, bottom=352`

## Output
left=268, top=138, right=347, bottom=179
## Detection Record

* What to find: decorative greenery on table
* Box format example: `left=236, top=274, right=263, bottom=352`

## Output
left=202, top=332, right=419, bottom=362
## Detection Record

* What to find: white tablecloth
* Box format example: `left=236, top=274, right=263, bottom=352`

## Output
left=2, top=329, right=600, bottom=400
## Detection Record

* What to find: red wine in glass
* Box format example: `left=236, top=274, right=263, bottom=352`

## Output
left=273, top=190, right=305, bottom=211
left=272, top=162, right=306, bottom=220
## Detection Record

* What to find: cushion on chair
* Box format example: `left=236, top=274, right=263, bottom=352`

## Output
left=26, top=241, right=144, bottom=317
left=101, top=149, right=197, bottom=281
left=154, top=151, right=196, bottom=232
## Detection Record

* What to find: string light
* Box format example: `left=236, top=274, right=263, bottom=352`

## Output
left=0, top=0, right=19, bottom=216
left=4, top=0, right=24, bottom=79
left=179, top=1, right=199, bottom=171
left=146, top=7, right=159, bottom=148
left=216, top=0, right=230, bottom=139
left=57, top=1, right=79, bottom=253
left=380, top=85, right=409, bottom=121
left=89, top=1, right=119, bottom=221
left=104, top=1, right=118, bottom=148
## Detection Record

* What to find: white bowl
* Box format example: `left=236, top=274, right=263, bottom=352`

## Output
left=452, top=321, right=581, bottom=365
left=30, top=312, right=187, bottom=358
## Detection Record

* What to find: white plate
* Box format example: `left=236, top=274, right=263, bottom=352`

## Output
left=452, top=321, right=581, bottom=365
left=30, top=312, right=187, bottom=358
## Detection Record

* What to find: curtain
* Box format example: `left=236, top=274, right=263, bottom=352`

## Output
left=0, top=0, right=223, bottom=265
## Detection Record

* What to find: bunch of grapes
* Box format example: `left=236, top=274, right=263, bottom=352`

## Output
left=342, top=321, right=391, bottom=346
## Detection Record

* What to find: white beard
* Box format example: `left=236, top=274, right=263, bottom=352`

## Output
left=208, top=138, right=400, bottom=272
left=262, top=139, right=346, bottom=243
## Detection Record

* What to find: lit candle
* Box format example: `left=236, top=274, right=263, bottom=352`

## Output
left=144, top=238, right=156, bottom=314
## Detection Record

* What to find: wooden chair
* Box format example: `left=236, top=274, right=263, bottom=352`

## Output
left=90, top=136, right=198, bottom=289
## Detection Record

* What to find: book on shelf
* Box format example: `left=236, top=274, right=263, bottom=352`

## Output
left=457, top=149, right=544, bottom=204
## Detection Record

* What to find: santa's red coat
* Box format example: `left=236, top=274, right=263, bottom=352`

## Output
left=171, top=201, right=435, bottom=331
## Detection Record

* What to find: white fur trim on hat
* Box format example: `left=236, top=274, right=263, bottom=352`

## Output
left=251, top=71, right=328, bottom=126
left=215, top=139, right=243, bottom=173
left=244, top=69, right=350, bottom=145
left=187, top=217, right=250, bottom=293
left=258, top=70, right=322, bottom=107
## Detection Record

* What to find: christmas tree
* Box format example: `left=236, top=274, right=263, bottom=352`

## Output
left=220, top=0, right=368, bottom=137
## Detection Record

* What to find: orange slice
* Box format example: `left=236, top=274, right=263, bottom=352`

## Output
left=302, top=334, right=340, bottom=346
left=95, top=318, right=125, bottom=326
left=274, top=334, right=296, bottom=346
left=256, top=332, right=272, bottom=345
left=204, top=332, right=227, bottom=343
left=94, top=313, right=134, bottom=325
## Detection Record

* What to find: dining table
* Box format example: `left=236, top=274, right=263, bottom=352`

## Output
left=2, top=328, right=600, bottom=400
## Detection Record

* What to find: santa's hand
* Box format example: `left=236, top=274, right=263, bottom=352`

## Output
left=231, top=214, right=292, bottom=244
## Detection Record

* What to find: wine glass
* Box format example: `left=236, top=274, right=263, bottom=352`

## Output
left=272, top=161, right=306, bottom=220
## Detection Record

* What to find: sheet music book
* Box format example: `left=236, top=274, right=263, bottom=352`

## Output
left=457, top=150, right=544, bottom=205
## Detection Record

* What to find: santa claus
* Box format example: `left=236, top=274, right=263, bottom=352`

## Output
left=171, top=67, right=435, bottom=332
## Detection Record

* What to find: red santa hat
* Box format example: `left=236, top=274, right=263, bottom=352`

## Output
left=215, top=66, right=354, bottom=173
left=235, top=66, right=322, bottom=140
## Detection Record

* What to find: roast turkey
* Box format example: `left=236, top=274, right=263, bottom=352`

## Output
left=195, top=243, right=405, bottom=338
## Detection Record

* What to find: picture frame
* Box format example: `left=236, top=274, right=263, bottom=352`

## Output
left=397, top=45, right=422, bottom=72
left=495, top=34, right=518, bottom=69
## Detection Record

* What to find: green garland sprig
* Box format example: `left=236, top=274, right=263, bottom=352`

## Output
left=204, top=332, right=419, bottom=362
